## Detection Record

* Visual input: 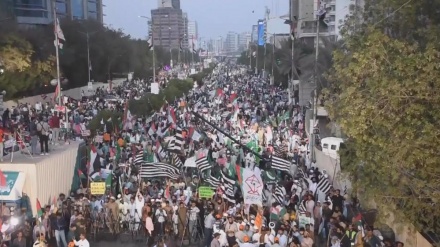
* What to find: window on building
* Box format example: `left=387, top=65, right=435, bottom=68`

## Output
left=331, top=145, right=337, bottom=150
left=71, top=0, right=84, bottom=19
left=56, top=2, right=67, bottom=14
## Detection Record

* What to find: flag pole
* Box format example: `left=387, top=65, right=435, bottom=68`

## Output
left=53, top=4, right=61, bottom=108
left=53, top=3, right=68, bottom=134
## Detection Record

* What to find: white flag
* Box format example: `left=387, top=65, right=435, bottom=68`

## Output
left=242, top=168, right=264, bottom=206
left=55, top=18, right=65, bottom=41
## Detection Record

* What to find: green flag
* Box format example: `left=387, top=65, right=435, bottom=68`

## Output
left=105, top=174, right=112, bottom=188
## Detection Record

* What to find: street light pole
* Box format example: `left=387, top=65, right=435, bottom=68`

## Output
left=78, top=30, right=99, bottom=82
left=138, top=16, right=156, bottom=82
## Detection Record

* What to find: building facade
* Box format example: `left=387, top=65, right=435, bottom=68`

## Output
left=225, top=32, right=239, bottom=53
left=157, top=0, right=180, bottom=9
left=187, top=21, right=198, bottom=49
left=11, top=0, right=103, bottom=26
left=251, top=25, right=258, bottom=43
left=238, top=32, right=251, bottom=51
left=151, top=7, right=185, bottom=50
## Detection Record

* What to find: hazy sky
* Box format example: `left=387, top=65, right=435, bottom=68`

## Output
left=103, top=0, right=289, bottom=40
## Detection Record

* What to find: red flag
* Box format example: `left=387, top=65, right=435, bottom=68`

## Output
left=36, top=199, right=43, bottom=217
left=168, top=107, right=176, bottom=124
left=229, top=93, right=237, bottom=102
left=53, top=84, right=60, bottom=103
left=0, top=170, right=6, bottom=187
left=77, top=169, right=86, bottom=179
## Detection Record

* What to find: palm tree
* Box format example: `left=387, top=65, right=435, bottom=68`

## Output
left=274, top=39, right=313, bottom=79
left=298, top=37, right=339, bottom=92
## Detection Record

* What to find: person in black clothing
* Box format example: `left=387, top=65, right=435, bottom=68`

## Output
left=336, top=225, right=351, bottom=247
left=54, top=213, right=68, bottom=247
left=331, top=189, right=344, bottom=212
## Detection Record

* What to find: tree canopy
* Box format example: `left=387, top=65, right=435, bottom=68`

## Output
left=325, top=0, right=440, bottom=233
left=0, top=18, right=199, bottom=99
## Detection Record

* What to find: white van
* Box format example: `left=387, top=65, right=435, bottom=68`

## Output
left=320, top=137, right=344, bottom=159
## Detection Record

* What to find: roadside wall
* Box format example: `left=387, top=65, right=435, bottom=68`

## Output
left=4, top=79, right=125, bottom=109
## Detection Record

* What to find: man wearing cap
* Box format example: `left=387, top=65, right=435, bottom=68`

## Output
left=238, top=235, right=254, bottom=247
left=210, top=232, right=221, bottom=247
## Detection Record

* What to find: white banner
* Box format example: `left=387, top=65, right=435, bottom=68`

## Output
left=242, top=168, right=263, bottom=206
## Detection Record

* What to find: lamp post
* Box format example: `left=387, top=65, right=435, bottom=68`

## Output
left=138, top=16, right=156, bottom=82
left=77, top=30, right=99, bottom=82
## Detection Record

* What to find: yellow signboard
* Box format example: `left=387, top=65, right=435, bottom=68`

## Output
left=198, top=186, right=214, bottom=199
left=90, top=182, right=106, bottom=195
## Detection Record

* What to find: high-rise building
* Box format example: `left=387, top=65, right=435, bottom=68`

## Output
left=251, top=25, right=258, bottom=43
left=187, top=21, right=198, bottom=49
left=12, top=0, right=103, bottom=26
left=171, top=0, right=180, bottom=9
left=238, top=32, right=251, bottom=51
left=225, top=32, right=239, bottom=53
left=157, top=0, right=172, bottom=8
left=295, top=0, right=363, bottom=43
left=157, top=0, right=180, bottom=9
left=151, top=7, right=185, bottom=50
left=182, top=12, right=189, bottom=49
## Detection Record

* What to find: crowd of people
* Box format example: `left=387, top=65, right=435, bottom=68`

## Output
left=0, top=64, right=407, bottom=247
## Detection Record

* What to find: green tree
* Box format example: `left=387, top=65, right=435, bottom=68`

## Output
left=0, top=35, right=32, bottom=72
left=326, top=29, right=440, bottom=231
left=128, top=79, right=194, bottom=116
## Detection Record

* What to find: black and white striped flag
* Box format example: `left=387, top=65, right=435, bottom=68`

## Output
left=196, top=155, right=211, bottom=173
left=134, top=150, right=144, bottom=165
left=139, top=162, right=179, bottom=180
left=205, top=175, right=220, bottom=188
left=274, top=184, right=286, bottom=205
left=273, top=144, right=287, bottom=157
left=220, top=169, right=236, bottom=203
left=317, top=176, right=332, bottom=194
left=270, top=155, right=291, bottom=173
left=172, top=153, right=183, bottom=169
left=167, top=128, right=185, bottom=153
left=298, top=200, right=307, bottom=214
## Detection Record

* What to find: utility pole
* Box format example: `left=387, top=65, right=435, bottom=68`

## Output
left=263, top=7, right=269, bottom=78
left=310, top=12, right=320, bottom=163
left=290, top=0, right=295, bottom=106
left=272, top=33, right=275, bottom=77
left=249, top=42, right=252, bottom=69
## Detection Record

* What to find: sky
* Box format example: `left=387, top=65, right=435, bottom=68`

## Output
left=103, top=0, right=290, bottom=40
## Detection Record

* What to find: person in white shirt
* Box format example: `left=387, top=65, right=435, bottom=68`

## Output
left=155, top=204, right=167, bottom=236
left=128, top=197, right=137, bottom=230
left=188, top=201, right=200, bottom=240
left=73, top=233, right=89, bottom=247
left=276, top=228, right=288, bottom=247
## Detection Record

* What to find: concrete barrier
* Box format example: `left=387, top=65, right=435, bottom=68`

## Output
left=3, top=79, right=126, bottom=109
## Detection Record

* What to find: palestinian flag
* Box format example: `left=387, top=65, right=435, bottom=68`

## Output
left=77, top=169, right=86, bottom=179
left=270, top=205, right=287, bottom=222
left=36, top=199, right=43, bottom=218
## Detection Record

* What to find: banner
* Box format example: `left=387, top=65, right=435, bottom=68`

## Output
left=258, top=20, right=265, bottom=46
left=242, top=168, right=264, bottom=206
left=198, top=186, right=214, bottom=198
left=90, top=182, right=106, bottom=195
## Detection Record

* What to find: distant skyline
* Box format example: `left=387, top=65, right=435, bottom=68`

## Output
left=103, top=0, right=289, bottom=40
